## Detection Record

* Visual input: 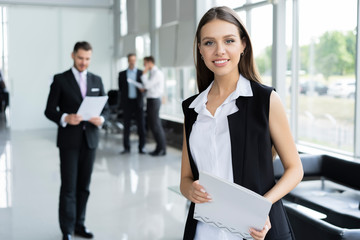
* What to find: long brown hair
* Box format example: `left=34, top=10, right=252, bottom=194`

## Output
left=194, top=6, right=262, bottom=92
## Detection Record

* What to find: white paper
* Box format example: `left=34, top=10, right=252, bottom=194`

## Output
left=127, top=78, right=144, bottom=89
left=194, top=171, right=272, bottom=239
left=77, top=96, right=108, bottom=121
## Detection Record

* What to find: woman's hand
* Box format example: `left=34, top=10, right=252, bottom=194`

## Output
left=186, top=180, right=212, bottom=203
left=249, top=216, right=271, bottom=240
left=180, top=127, right=211, bottom=204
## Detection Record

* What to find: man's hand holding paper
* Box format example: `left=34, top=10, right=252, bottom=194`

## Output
left=88, top=116, right=103, bottom=127
left=76, top=96, right=108, bottom=122
left=65, top=114, right=83, bottom=125
left=127, top=78, right=145, bottom=90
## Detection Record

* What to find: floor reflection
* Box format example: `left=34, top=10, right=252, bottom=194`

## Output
left=0, top=141, right=12, bottom=208
left=0, top=127, right=187, bottom=240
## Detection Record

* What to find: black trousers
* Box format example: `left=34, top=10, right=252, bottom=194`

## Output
left=146, top=98, right=166, bottom=151
left=123, top=99, right=146, bottom=151
left=0, top=91, right=9, bottom=112
left=59, top=134, right=96, bottom=234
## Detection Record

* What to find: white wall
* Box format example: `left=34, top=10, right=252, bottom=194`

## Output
left=7, top=5, right=114, bottom=130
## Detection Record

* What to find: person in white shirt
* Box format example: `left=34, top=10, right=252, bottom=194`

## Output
left=180, top=6, right=303, bottom=240
left=140, top=56, right=166, bottom=156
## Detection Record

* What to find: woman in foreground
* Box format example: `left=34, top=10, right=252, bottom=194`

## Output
left=180, top=6, right=303, bottom=240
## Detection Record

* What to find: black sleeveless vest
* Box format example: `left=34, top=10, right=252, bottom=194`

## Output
left=182, top=80, right=295, bottom=240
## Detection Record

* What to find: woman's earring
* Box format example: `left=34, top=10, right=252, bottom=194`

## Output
left=201, top=55, right=204, bottom=60
left=241, top=52, right=244, bottom=57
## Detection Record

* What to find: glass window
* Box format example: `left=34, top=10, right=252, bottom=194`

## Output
left=135, top=34, right=151, bottom=66
left=117, top=57, right=128, bottom=74
left=298, top=0, right=356, bottom=154
left=237, top=11, right=246, bottom=25
left=161, top=67, right=179, bottom=119
left=249, top=4, right=273, bottom=86
left=155, top=0, right=162, bottom=28
left=120, top=0, right=128, bottom=36
left=161, top=67, right=196, bottom=121
left=215, top=0, right=246, bottom=9
left=0, top=142, right=12, bottom=208
left=0, top=7, right=8, bottom=88
left=249, top=0, right=267, bottom=3
left=183, top=67, right=197, bottom=99
left=285, top=0, right=293, bottom=121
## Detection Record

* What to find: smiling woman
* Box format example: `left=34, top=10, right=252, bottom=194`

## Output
left=194, top=9, right=261, bottom=94
left=198, top=20, right=244, bottom=86
left=180, top=6, right=303, bottom=240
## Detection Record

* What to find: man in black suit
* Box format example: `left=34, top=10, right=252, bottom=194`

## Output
left=118, top=53, right=146, bottom=154
left=0, top=70, right=9, bottom=113
left=45, top=41, right=108, bottom=240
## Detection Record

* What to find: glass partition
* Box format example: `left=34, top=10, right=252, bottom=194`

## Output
left=297, top=0, right=356, bottom=154
left=161, top=67, right=196, bottom=121
left=249, top=4, right=273, bottom=86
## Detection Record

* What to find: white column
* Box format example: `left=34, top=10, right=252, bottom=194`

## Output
left=290, top=0, right=299, bottom=140
left=354, top=0, right=360, bottom=158
left=272, top=0, right=286, bottom=102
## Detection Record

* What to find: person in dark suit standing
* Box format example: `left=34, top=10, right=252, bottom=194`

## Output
left=118, top=53, right=146, bottom=154
left=45, top=41, right=108, bottom=240
left=0, top=70, right=9, bottom=113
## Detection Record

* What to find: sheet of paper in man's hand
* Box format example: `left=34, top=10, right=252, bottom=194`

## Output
left=127, top=78, right=144, bottom=89
left=194, top=171, right=272, bottom=239
left=77, top=96, right=108, bottom=121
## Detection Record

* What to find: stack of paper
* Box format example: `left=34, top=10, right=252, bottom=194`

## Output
left=194, top=171, right=272, bottom=239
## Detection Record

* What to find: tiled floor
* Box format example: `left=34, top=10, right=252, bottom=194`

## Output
left=0, top=115, right=188, bottom=240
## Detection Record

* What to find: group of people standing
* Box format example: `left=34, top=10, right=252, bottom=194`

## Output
left=118, top=53, right=167, bottom=156
left=44, top=5, right=304, bottom=240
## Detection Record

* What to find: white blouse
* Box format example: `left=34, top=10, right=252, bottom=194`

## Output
left=140, top=65, right=164, bottom=99
left=189, top=75, right=253, bottom=240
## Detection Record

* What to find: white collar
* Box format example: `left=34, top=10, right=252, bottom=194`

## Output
left=148, top=65, right=158, bottom=75
left=127, top=67, right=137, bottom=72
left=71, top=66, right=87, bottom=78
left=189, top=74, right=253, bottom=113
